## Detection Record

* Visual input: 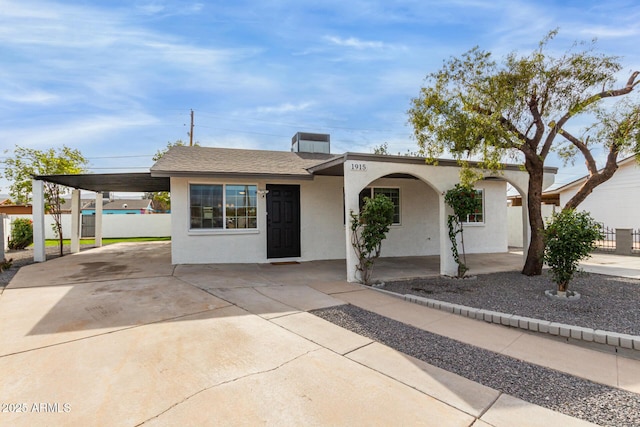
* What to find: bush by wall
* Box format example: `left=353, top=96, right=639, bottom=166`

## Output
left=9, top=218, right=33, bottom=250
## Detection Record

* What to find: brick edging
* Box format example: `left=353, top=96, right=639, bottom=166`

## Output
left=365, top=285, right=640, bottom=351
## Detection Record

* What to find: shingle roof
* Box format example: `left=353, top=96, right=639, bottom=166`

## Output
left=150, top=146, right=338, bottom=179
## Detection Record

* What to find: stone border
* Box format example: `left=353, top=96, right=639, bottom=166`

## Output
left=368, top=286, right=640, bottom=351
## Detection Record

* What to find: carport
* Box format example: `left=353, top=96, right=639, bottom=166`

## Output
left=31, top=173, right=170, bottom=262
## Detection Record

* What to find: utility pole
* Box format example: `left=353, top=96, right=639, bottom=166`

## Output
left=189, top=109, right=194, bottom=146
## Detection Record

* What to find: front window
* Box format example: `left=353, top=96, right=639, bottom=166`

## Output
left=464, top=189, right=484, bottom=224
left=190, top=184, right=257, bottom=230
left=359, top=187, right=401, bottom=225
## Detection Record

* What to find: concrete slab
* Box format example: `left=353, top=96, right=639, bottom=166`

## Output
left=306, top=280, right=363, bottom=295
left=616, top=356, right=640, bottom=394
left=206, top=286, right=299, bottom=319
left=347, top=342, right=501, bottom=417
left=255, top=284, right=345, bottom=311
left=500, top=333, right=619, bottom=388
left=0, top=306, right=321, bottom=427
left=174, top=263, right=276, bottom=289
left=0, top=275, right=230, bottom=356
left=424, top=313, right=525, bottom=354
left=480, top=394, right=598, bottom=427
left=272, top=312, right=373, bottom=355
left=337, top=289, right=453, bottom=330
left=580, top=253, right=640, bottom=279
left=8, top=242, right=174, bottom=288
left=143, top=348, right=476, bottom=427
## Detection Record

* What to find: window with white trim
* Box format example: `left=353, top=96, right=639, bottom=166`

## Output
left=464, top=189, right=484, bottom=224
left=358, top=187, right=401, bottom=224
left=190, top=184, right=257, bottom=230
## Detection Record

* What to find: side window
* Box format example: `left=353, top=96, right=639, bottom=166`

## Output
left=464, top=189, right=484, bottom=224
left=357, top=187, right=401, bottom=225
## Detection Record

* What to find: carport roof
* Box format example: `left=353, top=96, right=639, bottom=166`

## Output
left=34, top=173, right=170, bottom=192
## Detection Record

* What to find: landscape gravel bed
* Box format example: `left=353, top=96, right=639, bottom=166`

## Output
left=312, top=304, right=640, bottom=427
left=381, top=271, right=640, bottom=336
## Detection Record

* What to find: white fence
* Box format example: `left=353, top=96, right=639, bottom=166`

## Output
left=507, top=205, right=556, bottom=247
left=6, top=214, right=171, bottom=242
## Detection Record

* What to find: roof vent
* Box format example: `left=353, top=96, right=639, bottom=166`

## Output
left=291, top=132, right=330, bottom=154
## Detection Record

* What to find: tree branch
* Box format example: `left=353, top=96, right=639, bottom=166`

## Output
left=563, top=144, right=621, bottom=210
left=557, top=130, right=598, bottom=175
left=542, top=70, right=639, bottom=159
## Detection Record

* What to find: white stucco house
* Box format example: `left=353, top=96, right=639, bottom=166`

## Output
left=30, top=132, right=557, bottom=282
left=554, top=155, right=640, bottom=229
left=146, top=133, right=556, bottom=282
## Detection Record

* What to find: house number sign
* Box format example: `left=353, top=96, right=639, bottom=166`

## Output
left=350, top=163, right=367, bottom=171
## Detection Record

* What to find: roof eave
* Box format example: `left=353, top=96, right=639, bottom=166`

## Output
left=150, top=170, right=315, bottom=181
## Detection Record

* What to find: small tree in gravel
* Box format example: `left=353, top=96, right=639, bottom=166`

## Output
left=444, top=184, right=482, bottom=278
left=543, top=209, right=602, bottom=295
left=350, top=194, right=395, bottom=285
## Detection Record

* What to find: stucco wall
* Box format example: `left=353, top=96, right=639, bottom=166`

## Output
left=559, top=160, right=640, bottom=228
left=368, top=177, right=440, bottom=257
left=460, top=180, right=509, bottom=254
left=507, top=204, right=556, bottom=247
left=170, top=176, right=347, bottom=264
left=169, top=172, right=513, bottom=265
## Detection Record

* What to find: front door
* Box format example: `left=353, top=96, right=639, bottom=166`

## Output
left=266, top=184, right=301, bottom=259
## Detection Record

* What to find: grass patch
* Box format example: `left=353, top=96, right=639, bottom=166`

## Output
left=40, top=237, right=171, bottom=247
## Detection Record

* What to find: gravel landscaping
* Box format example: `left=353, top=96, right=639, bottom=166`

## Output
left=312, top=304, right=640, bottom=427
left=381, top=270, right=640, bottom=336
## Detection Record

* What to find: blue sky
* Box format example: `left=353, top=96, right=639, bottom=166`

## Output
left=1, top=0, right=639, bottom=194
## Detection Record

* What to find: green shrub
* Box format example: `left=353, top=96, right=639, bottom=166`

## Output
left=543, top=209, right=602, bottom=292
left=8, top=218, right=33, bottom=250
left=350, top=194, right=395, bottom=285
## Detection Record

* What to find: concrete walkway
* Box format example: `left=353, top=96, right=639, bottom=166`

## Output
left=1, top=242, right=638, bottom=426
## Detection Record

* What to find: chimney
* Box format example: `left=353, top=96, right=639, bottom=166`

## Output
left=291, top=132, right=330, bottom=154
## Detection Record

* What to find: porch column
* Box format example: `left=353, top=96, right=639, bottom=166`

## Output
left=438, top=193, right=458, bottom=276
left=32, top=179, right=46, bottom=262
left=94, top=192, right=103, bottom=247
left=70, top=189, right=81, bottom=253
left=344, top=177, right=361, bottom=283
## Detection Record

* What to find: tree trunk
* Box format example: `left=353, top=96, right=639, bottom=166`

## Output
left=522, top=160, right=545, bottom=276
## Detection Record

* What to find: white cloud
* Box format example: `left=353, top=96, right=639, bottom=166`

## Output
left=326, top=36, right=385, bottom=49
left=255, top=102, right=313, bottom=115
left=578, top=26, right=640, bottom=38
left=0, top=113, right=160, bottom=149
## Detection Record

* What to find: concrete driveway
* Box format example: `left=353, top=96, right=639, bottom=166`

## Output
left=0, top=242, right=597, bottom=426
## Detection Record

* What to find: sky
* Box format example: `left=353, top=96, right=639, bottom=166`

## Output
left=1, top=0, right=639, bottom=195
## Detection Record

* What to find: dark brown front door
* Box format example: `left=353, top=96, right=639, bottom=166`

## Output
left=266, top=184, right=301, bottom=259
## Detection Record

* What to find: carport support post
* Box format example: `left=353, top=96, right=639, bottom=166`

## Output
left=70, top=189, right=81, bottom=254
left=438, top=194, right=458, bottom=277
left=32, top=179, right=46, bottom=262
left=94, top=192, right=103, bottom=247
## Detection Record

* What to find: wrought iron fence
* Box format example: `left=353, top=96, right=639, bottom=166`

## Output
left=633, top=228, right=640, bottom=253
left=595, top=223, right=616, bottom=251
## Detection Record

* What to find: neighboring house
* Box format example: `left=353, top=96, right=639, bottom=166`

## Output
left=82, top=199, right=154, bottom=215
left=552, top=155, right=640, bottom=229
left=150, top=132, right=556, bottom=280
left=0, top=202, right=32, bottom=215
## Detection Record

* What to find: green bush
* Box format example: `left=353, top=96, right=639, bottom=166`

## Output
left=543, top=209, right=602, bottom=293
left=350, top=194, right=395, bottom=285
left=8, top=218, right=33, bottom=250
